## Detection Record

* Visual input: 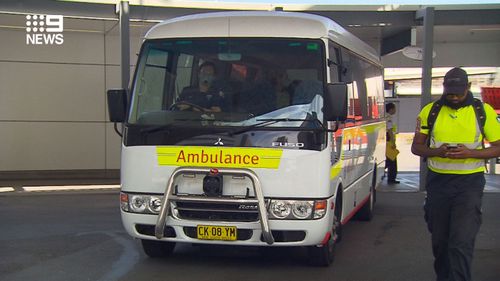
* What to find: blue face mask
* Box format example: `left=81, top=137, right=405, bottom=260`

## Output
left=199, top=74, right=215, bottom=85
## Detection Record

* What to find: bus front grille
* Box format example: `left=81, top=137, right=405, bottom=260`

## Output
left=173, top=201, right=260, bottom=222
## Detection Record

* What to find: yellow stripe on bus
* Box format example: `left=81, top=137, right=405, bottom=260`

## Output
left=330, top=160, right=343, bottom=179
left=363, top=122, right=385, bottom=134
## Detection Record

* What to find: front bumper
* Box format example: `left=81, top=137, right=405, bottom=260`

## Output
left=121, top=210, right=332, bottom=246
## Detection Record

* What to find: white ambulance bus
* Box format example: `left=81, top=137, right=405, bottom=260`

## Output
left=108, top=11, right=386, bottom=266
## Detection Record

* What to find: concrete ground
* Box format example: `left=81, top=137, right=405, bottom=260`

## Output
left=1, top=179, right=499, bottom=281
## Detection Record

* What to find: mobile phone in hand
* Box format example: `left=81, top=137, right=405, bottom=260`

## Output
left=447, top=144, right=458, bottom=150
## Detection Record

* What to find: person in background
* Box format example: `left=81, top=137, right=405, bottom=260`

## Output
left=176, top=61, right=224, bottom=112
left=411, top=67, right=500, bottom=281
left=385, top=102, right=400, bottom=184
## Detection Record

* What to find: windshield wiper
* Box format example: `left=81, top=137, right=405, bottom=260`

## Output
left=140, top=117, right=334, bottom=136
left=228, top=118, right=326, bottom=136
left=140, top=123, right=175, bottom=134
left=259, top=118, right=327, bottom=128
left=139, top=116, right=217, bottom=134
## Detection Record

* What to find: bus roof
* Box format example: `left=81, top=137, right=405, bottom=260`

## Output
left=145, top=11, right=380, bottom=65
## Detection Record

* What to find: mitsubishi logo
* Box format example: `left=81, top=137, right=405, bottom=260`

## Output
left=214, top=138, right=224, bottom=146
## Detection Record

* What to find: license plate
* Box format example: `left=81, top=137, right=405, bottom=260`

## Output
left=197, top=225, right=237, bottom=241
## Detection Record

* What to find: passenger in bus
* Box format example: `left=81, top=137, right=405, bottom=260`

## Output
left=176, top=61, right=225, bottom=112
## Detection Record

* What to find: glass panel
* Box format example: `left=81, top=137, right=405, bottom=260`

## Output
left=129, top=47, right=168, bottom=120
left=128, top=38, right=326, bottom=127
left=175, top=53, right=194, bottom=97
left=340, top=48, right=383, bottom=121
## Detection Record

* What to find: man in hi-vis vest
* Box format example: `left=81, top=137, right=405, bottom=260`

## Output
left=412, top=67, right=500, bottom=281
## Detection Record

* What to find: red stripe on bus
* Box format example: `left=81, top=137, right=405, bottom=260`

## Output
left=320, top=231, right=332, bottom=245
left=341, top=193, right=371, bottom=225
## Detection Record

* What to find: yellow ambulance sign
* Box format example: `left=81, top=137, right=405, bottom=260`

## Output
left=156, top=146, right=283, bottom=169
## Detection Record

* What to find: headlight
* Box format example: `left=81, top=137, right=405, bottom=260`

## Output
left=130, top=195, right=147, bottom=212
left=149, top=196, right=162, bottom=213
left=120, top=193, right=163, bottom=214
left=292, top=201, right=313, bottom=219
left=268, top=199, right=327, bottom=220
left=270, top=200, right=292, bottom=219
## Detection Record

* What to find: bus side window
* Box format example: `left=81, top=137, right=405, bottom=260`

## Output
left=340, top=49, right=360, bottom=121
left=341, top=48, right=371, bottom=121
left=328, top=43, right=340, bottom=83
left=365, top=66, right=384, bottom=120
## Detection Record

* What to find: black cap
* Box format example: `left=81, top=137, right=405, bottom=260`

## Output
left=443, top=67, right=468, bottom=95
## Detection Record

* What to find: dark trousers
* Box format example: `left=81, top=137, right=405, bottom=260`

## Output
left=424, top=170, right=485, bottom=281
left=386, top=157, right=397, bottom=182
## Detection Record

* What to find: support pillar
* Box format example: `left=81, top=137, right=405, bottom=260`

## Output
left=416, top=7, right=435, bottom=191
left=116, top=1, right=130, bottom=90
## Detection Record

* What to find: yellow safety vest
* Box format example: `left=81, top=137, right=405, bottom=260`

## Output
left=418, top=102, right=500, bottom=174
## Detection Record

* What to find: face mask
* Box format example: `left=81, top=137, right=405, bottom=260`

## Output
left=441, top=91, right=473, bottom=109
left=199, top=74, right=215, bottom=86
left=443, top=98, right=464, bottom=109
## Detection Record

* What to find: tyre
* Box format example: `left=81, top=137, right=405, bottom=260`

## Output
left=308, top=233, right=335, bottom=267
left=141, top=239, right=176, bottom=258
left=334, top=194, right=343, bottom=243
left=356, top=187, right=374, bottom=221
left=307, top=195, right=342, bottom=266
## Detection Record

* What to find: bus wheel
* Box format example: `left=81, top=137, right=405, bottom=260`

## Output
left=333, top=196, right=343, bottom=243
left=307, top=232, right=335, bottom=267
left=141, top=239, right=176, bottom=258
left=356, top=187, right=374, bottom=221
left=307, top=198, right=341, bottom=266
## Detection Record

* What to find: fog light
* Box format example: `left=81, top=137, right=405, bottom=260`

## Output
left=270, top=200, right=291, bottom=219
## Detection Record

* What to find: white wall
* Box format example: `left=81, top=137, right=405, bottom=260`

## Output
left=0, top=14, right=149, bottom=172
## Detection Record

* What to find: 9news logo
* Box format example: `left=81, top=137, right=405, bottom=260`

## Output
left=26, top=14, right=64, bottom=45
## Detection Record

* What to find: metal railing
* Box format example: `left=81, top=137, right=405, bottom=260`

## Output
left=154, top=167, right=275, bottom=244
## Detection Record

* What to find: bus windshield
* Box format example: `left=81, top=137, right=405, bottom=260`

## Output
left=128, top=38, right=326, bottom=128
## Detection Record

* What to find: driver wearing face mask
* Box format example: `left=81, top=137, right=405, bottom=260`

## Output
left=176, top=61, right=224, bottom=112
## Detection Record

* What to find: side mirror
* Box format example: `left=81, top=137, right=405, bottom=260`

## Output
left=107, top=89, right=127, bottom=123
left=323, top=83, right=348, bottom=121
